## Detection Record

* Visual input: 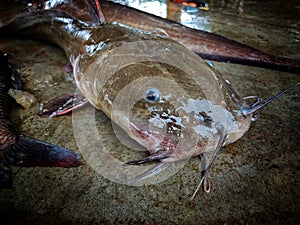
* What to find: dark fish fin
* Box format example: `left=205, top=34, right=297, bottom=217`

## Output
left=0, top=157, right=12, bottom=189
left=39, top=94, right=89, bottom=118
left=18, top=0, right=105, bottom=26
left=4, top=135, right=82, bottom=168
left=84, top=0, right=105, bottom=25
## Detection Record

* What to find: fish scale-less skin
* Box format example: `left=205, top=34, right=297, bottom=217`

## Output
left=100, top=1, right=300, bottom=74
left=1, top=1, right=300, bottom=73
left=0, top=8, right=253, bottom=160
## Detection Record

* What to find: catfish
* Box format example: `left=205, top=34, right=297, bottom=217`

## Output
left=0, top=1, right=298, bottom=198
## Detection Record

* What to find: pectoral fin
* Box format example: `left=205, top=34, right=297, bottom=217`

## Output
left=39, top=94, right=88, bottom=118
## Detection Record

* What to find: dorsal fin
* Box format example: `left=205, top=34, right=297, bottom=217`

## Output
left=21, top=0, right=105, bottom=26
left=84, top=0, right=105, bottom=25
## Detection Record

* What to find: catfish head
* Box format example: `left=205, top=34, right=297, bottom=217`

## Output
left=73, top=37, right=253, bottom=172
left=73, top=32, right=298, bottom=197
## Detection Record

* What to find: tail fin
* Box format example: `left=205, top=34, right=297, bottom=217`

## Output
left=4, top=135, right=82, bottom=168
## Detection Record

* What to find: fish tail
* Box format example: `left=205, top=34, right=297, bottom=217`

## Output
left=3, top=135, right=82, bottom=168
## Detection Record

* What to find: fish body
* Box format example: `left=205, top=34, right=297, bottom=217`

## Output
left=1, top=8, right=251, bottom=162
left=2, top=0, right=300, bottom=73
left=0, top=2, right=298, bottom=195
left=0, top=51, right=81, bottom=188
left=100, top=1, right=300, bottom=73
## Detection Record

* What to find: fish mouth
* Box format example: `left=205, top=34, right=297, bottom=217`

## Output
left=124, top=138, right=184, bottom=165
left=117, top=112, right=202, bottom=165
left=124, top=131, right=186, bottom=165
left=118, top=118, right=177, bottom=165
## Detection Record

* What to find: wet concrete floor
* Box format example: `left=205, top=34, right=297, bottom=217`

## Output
left=0, top=0, right=299, bottom=224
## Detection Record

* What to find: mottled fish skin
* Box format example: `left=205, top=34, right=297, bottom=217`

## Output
left=0, top=51, right=82, bottom=188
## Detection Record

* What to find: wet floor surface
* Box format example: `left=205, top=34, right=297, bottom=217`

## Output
left=0, top=0, right=299, bottom=224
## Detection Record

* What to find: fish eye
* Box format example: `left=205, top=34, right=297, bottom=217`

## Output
left=144, top=88, right=160, bottom=103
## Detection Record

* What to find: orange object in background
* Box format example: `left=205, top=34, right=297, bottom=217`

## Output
left=171, top=0, right=208, bottom=10
left=182, top=2, right=198, bottom=8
